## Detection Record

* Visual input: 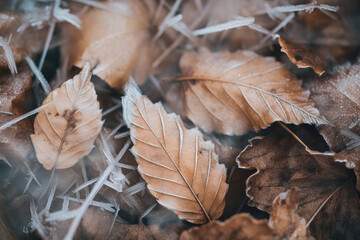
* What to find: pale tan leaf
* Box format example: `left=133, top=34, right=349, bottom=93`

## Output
left=179, top=48, right=327, bottom=135
left=31, top=63, right=103, bottom=170
left=180, top=189, right=314, bottom=240
left=63, top=0, right=153, bottom=91
left=122, top=85, right=228, bottom=224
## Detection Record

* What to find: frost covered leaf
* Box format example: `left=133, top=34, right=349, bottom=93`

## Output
left=181, top=189, right=313, bottom=240
left=307, top=61, right=360, bottom=151
left=63, top=0, right=153, bottom=92
left=123, top=85, right=228, bottom=224
left=31, top=63, right=103, bottom=170
left=307, top=62, right=360, bottom=189
left=0, top=63, right=33, bottom=171
left=279, top=36, right=327, bottom=75
left=179, top=48, right=326, bottom=135
left=335, top=148, right=360, bottom=191
left=0, top=13, right=47, bottom=72
left=237, top=130, right=360, bottom=239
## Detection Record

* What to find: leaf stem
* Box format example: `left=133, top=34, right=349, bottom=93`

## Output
left=278, top=122, right=334, bottom=155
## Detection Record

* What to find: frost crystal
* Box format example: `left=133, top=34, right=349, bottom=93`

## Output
left=0, top=36, right=17, bottom=74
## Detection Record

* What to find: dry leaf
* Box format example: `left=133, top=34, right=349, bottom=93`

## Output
left=181, top=213, right=273, bottom=240
left=0, top=13, right=47, bottom=71
left=0, top=63, right=32, bottom=171
left=279, top=36, right=327, bottom=75
left=334, top=148, right=360, bottom=190
left=307, top=61, right=360, bottom=151
left=123, top=84, right=228, bottom=224
left=237, top=130, right=360, bottom=239
left=31, top=63, right=103, bottom=170
left=179, top=48, right=326, bottom=135
left=307, top=62, right=360, bottom=190
left=64, top=0, right=154, bottom=91
left=181, top=189, right=313, bottom=240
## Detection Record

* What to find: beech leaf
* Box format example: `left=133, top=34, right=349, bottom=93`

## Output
left=237, top=130, right=360, bottom=239
left=63, top=0, right=152, bottom=91
left=179, top=48, right=327, bottom=135
left=31, top=63, right=103, bottom=170
left=308, top=62, right=360, bottom=190
left=279, top=36, right=327, bottom=76
left=122, top=84, right=228, bottom=224
left=181, top=189, right=314, bottom=240
left=307, top=61, right=360, bottom=151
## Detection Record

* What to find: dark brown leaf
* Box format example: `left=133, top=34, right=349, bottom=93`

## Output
left=237, top=130, right=360, bottom=239
left=307, top=61, right=360, bottom=151
left=0, top=63, right=33, bottom=171
left=0, top=13, right=46, bottom=71
left=308, top=62, right=360, bottom=190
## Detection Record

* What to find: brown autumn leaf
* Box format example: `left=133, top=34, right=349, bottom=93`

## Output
left=31, top=62, right=103, bottom=170
left=237, top=130, right=360, bottom=240
left=122, top=84, right=228, bottom=224
left=278, top=36, right=327, bottom=75
left=307, top=61, right=360, bottom=189
left=181, top=189, right=313, bottom=240
left=63, top=0, right=155, bottom=92
left=0, top=63, right=32, bottom=171
left=179, top=48, right=327, bottom=136
left=334, top=148, right=360, bottom=190
left=0, top=12, right=47, bottom=71
left=307, top=61, right=360, bottom=151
